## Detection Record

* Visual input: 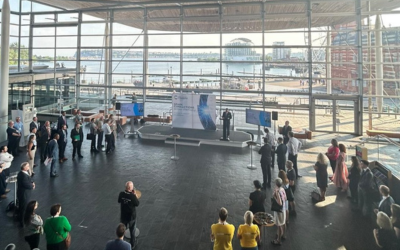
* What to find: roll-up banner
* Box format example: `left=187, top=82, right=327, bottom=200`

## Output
left=172, top=93, right=217, bottom=130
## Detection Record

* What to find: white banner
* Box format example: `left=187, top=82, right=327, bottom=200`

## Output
left=172, top=93, right=217, bottom=130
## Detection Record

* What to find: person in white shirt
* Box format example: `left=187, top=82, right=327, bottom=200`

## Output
left=264, top=128, right=277, bottom=169
left=0, top=145, right=13, bottom=199
left=287, top=132, right=302, bottom=178
left=0, top=145, right=14, bottom=176
left=103, top=119, right=113, bottom=154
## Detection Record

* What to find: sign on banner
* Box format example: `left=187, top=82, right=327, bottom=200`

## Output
left=172, top=93, right=217, bottom=130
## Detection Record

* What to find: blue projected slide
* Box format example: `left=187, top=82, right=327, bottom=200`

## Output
left=246, top=109, right=271, bottom=127
left=120, top=103, right=144, bottom=116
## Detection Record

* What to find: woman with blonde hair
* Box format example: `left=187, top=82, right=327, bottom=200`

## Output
left=314, top=153, right=328, bottom=201
left=271, top=178, right=287, bottom=246
left=237, top=211, right=260, bottom=250
left=391, top=204, right=400, bottom=240
left=374, top=211, right=397, bottom=249
left=331, top=144, right=348, bottom=192
left=26, top=134, right=36, bottom=176
left=278, top=170, right=294, bottom=227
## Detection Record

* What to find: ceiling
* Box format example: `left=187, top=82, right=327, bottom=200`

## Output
left=33, top=0, right=400, bottom=32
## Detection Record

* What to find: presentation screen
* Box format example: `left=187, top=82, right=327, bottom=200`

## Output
left=120, top=103, right=144, bottom=117
left=172, top=93, right=216, bottom=130
left=246, top=109, right=271, bottom=127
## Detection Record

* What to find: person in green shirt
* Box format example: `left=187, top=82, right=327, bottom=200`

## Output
left=43, top=204, right=71, bottom=250
left=211, top=207, right=235, bottom=250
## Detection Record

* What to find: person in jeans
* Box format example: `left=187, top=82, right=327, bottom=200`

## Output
left=237, top=211, right=260, bottom=250
left=118, top=181, right=140, bottom=249
left=43, top=204, right=71, bottom=250
left=24, top=200, right=43, bottom=250
left=103, top=119, right=113, bottom=154
left=211, top=207, right=235, bottom=250
left=105, top=223, right=131, bottom=250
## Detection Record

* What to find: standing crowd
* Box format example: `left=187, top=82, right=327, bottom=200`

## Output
left=1, top=110, right=143, bottom=250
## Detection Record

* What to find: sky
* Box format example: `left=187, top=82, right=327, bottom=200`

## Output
left=3, top=1, right=400, bottom=57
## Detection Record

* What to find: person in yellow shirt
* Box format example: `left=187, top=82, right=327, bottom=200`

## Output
left=237, top=211, right=260, bottom=250
left=211, top=207, right=235, bottom=250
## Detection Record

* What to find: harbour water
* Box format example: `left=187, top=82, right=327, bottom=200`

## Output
left=46, top=57, right=298, bottom=83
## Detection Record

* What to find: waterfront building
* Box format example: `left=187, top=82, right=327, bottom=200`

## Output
left=272, top=41, right=291, bottom=60
left=224, top=38, right=260, bottom=61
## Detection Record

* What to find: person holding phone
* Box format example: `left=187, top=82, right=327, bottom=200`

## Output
left=118, top=181, right=140, bottom=249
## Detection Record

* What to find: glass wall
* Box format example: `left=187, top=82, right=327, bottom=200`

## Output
left=2, top=0, right=400, bottom=133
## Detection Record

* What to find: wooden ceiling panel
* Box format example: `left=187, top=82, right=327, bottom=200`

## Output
left=33, top=0, right=400, bottom=32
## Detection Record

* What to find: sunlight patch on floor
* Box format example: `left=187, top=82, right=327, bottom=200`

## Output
left=314, top=194, right=337, bottom=208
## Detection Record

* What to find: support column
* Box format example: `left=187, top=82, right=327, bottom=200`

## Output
left=104, top=14, right=110, bottom=114
left=143, top=9, right=148, bottom=113
left=307, top=1, right=314, bottom=130
left=0, top=0, right=10, bottom=142
left=355, top=0, right=364, bottom=135
left=108, top=11, right=114, bottom=102
left=76, top=12, right=82, bottom=108
left=262, top=2, right=266, bottom=112
left=326, top=26, right=332, bottom=94
left=375, top=14, right=383, bottom=116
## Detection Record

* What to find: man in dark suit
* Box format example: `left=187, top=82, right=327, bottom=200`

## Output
left=58, top=124, right=68, bottom=163
left=258, top=137, right=272, bottom=189
left=220, top=108, right=232, bottom=140
left=29, top=117, right=39, bottom=133
left=374, top=185, right=395, bottom=217
left=17, top=162, right=35, bottom=226
left=57, top=111, right=68, bottom=131
left=6, top=120, right=21, bottom=156
left=39, top=121, right=51, bottom=162
left=275, top=137, right=287, bottom=171
left=280, top=120, right=292, bottom=145
left=357, top=160, right=373, bottom=216
left=71, top=123, right=84, bottom=158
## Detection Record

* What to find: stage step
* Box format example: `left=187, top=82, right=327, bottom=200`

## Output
left=165, top=138, right=201, bottom=147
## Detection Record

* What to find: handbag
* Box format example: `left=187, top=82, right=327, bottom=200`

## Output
left=86, top=133, right=95, bottom=140
left=50, top=220, right=71, bottom=249
left=271, top=193, right=283, bottom=213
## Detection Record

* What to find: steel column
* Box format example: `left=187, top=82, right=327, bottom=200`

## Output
left=307, top=0, right=314, bottom=131
left=355, top=0, right=364, bottom=135
left=76, top=12, right=82, bottom=108
left=0, top=0, right=10, bottom=142
left=143, top=8, right=148, bottom=113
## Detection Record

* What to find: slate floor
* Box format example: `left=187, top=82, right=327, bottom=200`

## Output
left=0, top=122, right=391, bottom=250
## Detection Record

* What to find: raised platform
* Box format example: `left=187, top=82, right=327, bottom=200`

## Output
left=138, top=125, right=252, bottom=148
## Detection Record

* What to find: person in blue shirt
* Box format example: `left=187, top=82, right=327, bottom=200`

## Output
left=14, top=117, right=24, bottom=149
left=105, top=223, right=132, bottom=250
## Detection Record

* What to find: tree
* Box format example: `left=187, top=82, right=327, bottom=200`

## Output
left=8, top=42, right=29, bottom=65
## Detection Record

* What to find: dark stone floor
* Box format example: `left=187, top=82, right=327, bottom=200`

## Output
left=0, top=123, right=382, bottom=250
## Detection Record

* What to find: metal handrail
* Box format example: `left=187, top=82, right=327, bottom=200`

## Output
left=362, top=134, right=400, bottom=162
